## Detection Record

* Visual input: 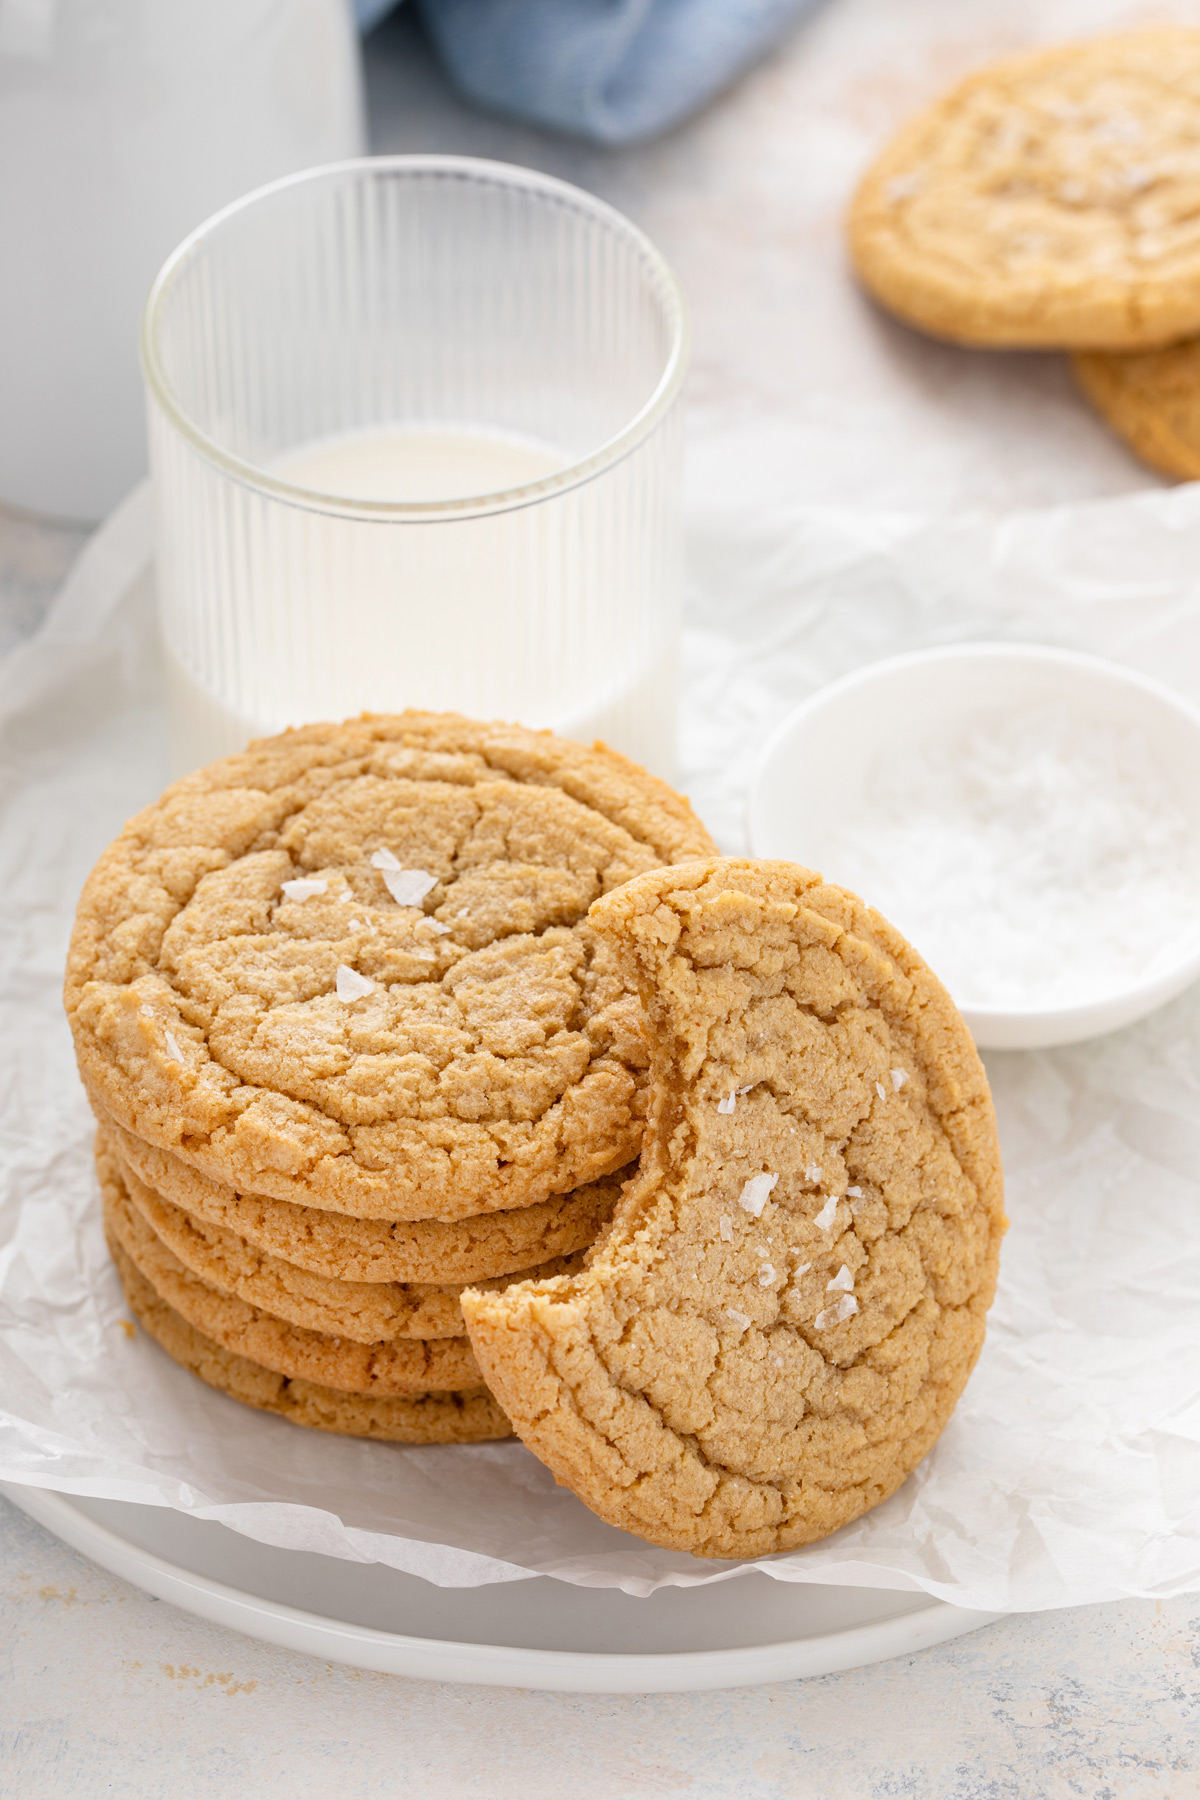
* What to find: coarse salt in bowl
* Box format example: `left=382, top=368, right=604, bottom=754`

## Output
left=747, top=643, right=1200, bottom=1050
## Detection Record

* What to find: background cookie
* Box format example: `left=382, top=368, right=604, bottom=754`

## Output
left=103, top=1181, right=482, bottom=1397
left=849, top=30, right=1200, bottom=349
left=103, top=1116, right=627, bottom=1285
left=111, top=1241, right=512, bottom=1443
left=1073, top=339, right=1200, bottom=478
left=101, top=1133, right=584, bottom=1343
left=66, top=712, right=716, bottom=1221
left=464, top=860, right=1004, bottom=1560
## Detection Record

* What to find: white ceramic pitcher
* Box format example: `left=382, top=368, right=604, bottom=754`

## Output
left=0, top=0, right=364, bottom=520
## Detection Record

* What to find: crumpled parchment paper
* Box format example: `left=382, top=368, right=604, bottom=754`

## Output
left=2, top=478, right=1200, bottom=1606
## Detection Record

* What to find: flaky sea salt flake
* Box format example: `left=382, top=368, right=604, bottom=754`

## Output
left=725, top=1308, right=752, bottom=1333
left=382, top=867, right=438, bottom=908
left=336, top=965, right=375, bottom=1002
left=846, top=1186, right=863, bottom=1198
left=428, top=921, right=452, bottom=935
left=738, top=1172, right=779, bottom=1218
left=282, top=877, right=327, bottom=903
left=717, top=1093, right=737, bottom=1114
left=827, top=1264, right=854, bottom=1292
left=719, top=1215, right=734, bottom=1242
left=814, top=1194, right=840, bottom=1232
left=815, top=1293, right=858, bottom=1331
left=875, top=1081, right=887, bottom=1101
left=757, top=1262, right=776, bottom=1287
left=805, top=1162, right=822, bottom=1183
left=370, top=848, right=402, bottom=872
left=891, top=1068, right=908, bottom=1092
left=163, top=1031, right=184, bottom=1064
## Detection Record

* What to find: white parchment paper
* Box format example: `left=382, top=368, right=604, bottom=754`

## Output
left=2, top=479, right=1200, bottom=1607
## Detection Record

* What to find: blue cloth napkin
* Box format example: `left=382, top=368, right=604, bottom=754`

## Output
left=357, top=0, right=823, bottom=145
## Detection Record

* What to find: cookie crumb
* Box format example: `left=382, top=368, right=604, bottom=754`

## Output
left=738, top=1172, right=779, bottom=1218
left=119, top=1318, right=136, bottom=1340
left=281, top=877, right=327, bottom=902
left=814, top=1194, right=839, bottom=1232
left=335, top=965, right=375, bottom=1003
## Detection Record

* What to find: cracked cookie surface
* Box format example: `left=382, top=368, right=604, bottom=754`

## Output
left=462, top=860, right=1004, bottom=1560
left=111, top=1240, right=512, bottom=1443
left=849, top=30, right=1200, bottom=349
left=66, top=713, right=715, bottom=1220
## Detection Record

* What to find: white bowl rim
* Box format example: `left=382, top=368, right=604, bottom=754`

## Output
left=746, top=639, right=1200, bottom=1032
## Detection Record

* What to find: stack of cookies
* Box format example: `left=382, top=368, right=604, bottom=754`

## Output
left=847, top=28, right=1200, bottom=480
left=65, top=713, right=716, bottom=1445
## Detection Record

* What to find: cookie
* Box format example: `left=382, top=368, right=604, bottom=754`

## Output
left=103, top=1176, right=482, bottom=1397
left=849, top=30, right=1200, bottom=349
left=111, top=1239, right=512, bottom=1443
left=463, top=860, right=1004, bottom=1560
left=103, top=1114, right=626, bottom=1285
left=66, top=712, right=716, bottom=1220
left=1073, top=339, right=1200, bottom=478
left=101, top=1130, right=584, bottom=1343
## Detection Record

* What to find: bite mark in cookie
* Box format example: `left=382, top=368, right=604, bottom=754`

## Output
left=463, top=860, right=1004, bottom=1560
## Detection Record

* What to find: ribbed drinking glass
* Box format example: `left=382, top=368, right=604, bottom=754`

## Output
left=141, top=156, right=689, bottom=778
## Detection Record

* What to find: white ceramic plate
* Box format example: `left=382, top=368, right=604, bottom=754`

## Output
left=3, top=1482, right=1000, bottom=1692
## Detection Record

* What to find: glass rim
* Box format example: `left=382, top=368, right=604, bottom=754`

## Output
left=140, top=154, right=690, bottom=523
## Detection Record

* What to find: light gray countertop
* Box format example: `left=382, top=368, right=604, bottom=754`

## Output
left=4, top=1494, right=1199, bottom=1798
left=4, top=4, right=1200, bottom=1792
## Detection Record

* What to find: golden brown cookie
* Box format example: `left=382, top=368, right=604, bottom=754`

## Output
left=66, top=712, right=716, bottom=1221
left=1073, top=338, right=1200, bottom=478
left=103, top=1175, right=482, bottom=1397
left=463, top=860, right=1004, bottom=1560
left=849, top=30, right=1200, bottom=349
left=111, top=1238, right=512, bottom=1443
left=100, top=1130, right=585, bottom=1343
left=103, top=1114, right=626, bottom=1285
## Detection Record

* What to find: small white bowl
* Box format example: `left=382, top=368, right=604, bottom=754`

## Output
left=746, top=643, right=1200, bottom=1050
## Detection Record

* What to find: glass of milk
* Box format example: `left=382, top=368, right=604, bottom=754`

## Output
left=141, top=157, right=688, bottom=779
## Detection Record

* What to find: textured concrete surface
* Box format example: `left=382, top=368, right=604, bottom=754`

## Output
left=4, top=1496, right=1200, bottom=1799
